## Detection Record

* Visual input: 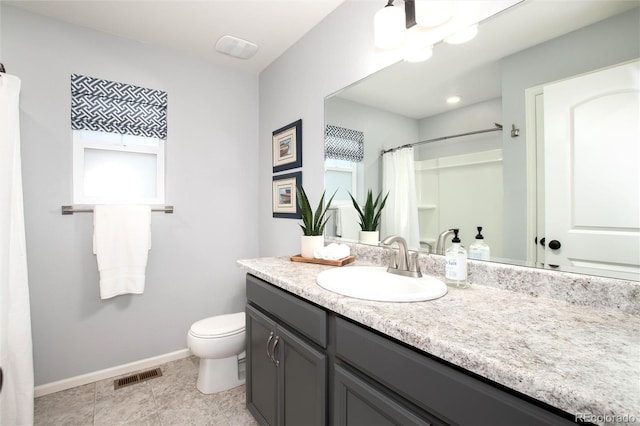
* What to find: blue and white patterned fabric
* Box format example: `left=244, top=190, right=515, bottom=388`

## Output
left=71, top=74, right=167, bottom=139
left=325, top=125, right=364, bottom=163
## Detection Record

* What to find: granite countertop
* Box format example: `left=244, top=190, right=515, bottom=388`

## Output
left=238, top=256, right=640, bottom=425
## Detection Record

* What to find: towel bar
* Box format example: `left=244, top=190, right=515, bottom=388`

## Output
left=61, top=205, right=174, bottom=215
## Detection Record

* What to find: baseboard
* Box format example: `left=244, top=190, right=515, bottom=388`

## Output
left=34, top=348, right=192, bottom=397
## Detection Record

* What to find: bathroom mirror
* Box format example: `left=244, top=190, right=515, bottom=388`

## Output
left=324, top=1, right=640, bottom=281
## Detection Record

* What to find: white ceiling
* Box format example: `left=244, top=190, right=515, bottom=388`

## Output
left=3, top=0, right=346, bottom=74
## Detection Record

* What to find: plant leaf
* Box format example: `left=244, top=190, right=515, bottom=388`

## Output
left=372, top=191, right=389, bottom=230
left=348, top=191, right=365, bottom=228
left=296, top=186, right=313, bottom=236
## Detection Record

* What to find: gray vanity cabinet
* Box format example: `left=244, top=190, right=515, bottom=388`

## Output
left=246, top=275, right=327, bottom=426
left=245, top=273, right=576, bottom=426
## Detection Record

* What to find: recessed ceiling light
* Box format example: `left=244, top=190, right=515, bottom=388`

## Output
left=215, top=35, right=258, bottom=60
left=447, top=96, right=461, bottom=104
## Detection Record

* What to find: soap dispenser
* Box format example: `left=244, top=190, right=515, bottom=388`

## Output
left=468, top=226, right=491, bottom=261
left=445, top=229, right=468, bottom=288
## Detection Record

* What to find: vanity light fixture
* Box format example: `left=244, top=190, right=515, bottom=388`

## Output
left=374, top=1, right=521, bottom=62
left=414, top=0, right=453, bottom=28
left=373, top=0, right=475, bottom=62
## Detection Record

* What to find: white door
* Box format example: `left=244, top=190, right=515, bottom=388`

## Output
left=544, top=60, right=640, bottom=280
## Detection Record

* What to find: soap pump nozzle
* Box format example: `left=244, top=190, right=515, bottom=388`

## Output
left=475, top=226, right=484, bottom=240
left=451, top=228, right=461, bottom=244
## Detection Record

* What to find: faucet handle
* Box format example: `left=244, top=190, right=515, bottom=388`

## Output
left=386, top=251, right=398, bottom=269
left=408, top=252, right=422, bottom=277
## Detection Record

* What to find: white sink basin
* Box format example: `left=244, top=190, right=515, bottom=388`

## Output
left=316, top=266, right=447, bottom=302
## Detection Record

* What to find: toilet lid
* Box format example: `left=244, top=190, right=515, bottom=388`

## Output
left=190, top=312, right=245, bottom=339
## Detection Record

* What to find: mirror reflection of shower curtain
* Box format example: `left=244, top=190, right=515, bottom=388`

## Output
left=0, top=72, right=34, bottom=425
left=382, top=147, right=421, bottom=250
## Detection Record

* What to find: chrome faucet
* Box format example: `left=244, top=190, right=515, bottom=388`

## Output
left=381, top=235, right=422, bottom=278
left=436, top=229, right=455, bottom=255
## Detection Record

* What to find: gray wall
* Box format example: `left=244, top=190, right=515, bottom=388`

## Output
left=1, top=6, right=259, bottom=385
left=259, top=1, right=400, bottom=256
left=501, top=8, right=640, bottom=259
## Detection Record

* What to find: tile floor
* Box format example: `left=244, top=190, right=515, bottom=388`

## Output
left=34, top=356, right=259, bottom=426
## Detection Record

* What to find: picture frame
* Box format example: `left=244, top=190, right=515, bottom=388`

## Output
left=272, top=119, right=302, bottom=173
left=272, top=171, right=302, bottom=219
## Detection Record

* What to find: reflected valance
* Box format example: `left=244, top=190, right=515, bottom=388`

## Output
left=325, top=125, right=364, bottom=163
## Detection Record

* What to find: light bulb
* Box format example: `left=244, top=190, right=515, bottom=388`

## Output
left=374, top=5, right=406, bottom=50
left=445, top=24, right=478, bottom=44
left=415, top=1, right=453, bottom=28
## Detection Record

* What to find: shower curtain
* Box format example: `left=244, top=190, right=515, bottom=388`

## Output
left=381, top=147, right=421, bottom=250
left=0, top=72, right=34, bottom=425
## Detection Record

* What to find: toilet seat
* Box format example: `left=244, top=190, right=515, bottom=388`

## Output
left=189, top=312, right=245, bottom=339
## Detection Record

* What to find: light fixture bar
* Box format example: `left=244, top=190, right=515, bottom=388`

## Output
left=404, top=0, right=416, bottom=29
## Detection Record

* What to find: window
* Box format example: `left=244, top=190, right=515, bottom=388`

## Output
left=324, top=125, right=364, bottom=201
left=73, top=130, right=164, bottom=204
left=70, top=74, right=168, bottom=204
left=325, top=158, right=358, bottom=201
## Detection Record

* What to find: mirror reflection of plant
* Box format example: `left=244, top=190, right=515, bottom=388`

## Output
left=349, top=190, right=389, bottom=232
left=296, top=186, right=337, bottom=236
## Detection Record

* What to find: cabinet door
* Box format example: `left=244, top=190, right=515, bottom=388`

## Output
left=276, top=326, right=327, bottom=426
left=334, top=365, right=433, bottom=426
left=247, top=305, right=278, bottom=426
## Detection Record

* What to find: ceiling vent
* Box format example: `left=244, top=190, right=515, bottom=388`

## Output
left=215, top=35, right=258, bottom=60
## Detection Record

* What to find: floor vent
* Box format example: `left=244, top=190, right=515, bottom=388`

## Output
left=114, top=368, right=162, bottom=390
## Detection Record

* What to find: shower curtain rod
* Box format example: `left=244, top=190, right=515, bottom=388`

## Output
left=61, top=205, right=174, bottom=215
left=381, top=123, right=504, bottom=155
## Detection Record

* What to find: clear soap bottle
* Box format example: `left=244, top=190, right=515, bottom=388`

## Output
left=468, top=226, right=491, bottom=261
left=445, top=229, right=468, bottom=288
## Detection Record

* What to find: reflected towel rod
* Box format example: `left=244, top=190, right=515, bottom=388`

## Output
left=61, top=205, right=174, bottom=215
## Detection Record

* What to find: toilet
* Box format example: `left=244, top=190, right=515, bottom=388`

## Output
left=187, top=312, right=246, bottom=394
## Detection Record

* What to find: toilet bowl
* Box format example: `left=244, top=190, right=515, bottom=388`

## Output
left=187, top=312, right=246, bottom=394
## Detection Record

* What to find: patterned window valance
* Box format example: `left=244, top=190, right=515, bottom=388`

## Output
left=325, top=125, right=364, bottom=162
left=71, top=74, right=167, bottom=139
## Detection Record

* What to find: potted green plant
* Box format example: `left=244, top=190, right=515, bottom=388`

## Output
left=349, top=189, right=389, bottom=245
left=296, top=186, right=337, bottom=258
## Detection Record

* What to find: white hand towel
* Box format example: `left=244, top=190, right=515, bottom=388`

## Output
left=93, top=205, right=151, bottom=299
left=314, top=243, right=351, bottom=261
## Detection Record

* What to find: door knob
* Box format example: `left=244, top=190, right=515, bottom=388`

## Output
left=548, top=240, right=561, bottom=250
left=539, top=237, right=546, bottom=247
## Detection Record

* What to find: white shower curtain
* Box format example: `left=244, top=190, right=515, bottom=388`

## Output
left=381, top=147, right=421, bottom=250
left=0, top=72, right=34, bottom=425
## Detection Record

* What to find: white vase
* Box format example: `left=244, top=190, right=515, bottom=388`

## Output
left=359, top=230, right=380, bottom=246
left=300, top=235, right=324, bottom=258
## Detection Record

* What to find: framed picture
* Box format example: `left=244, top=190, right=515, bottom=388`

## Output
left=272, top=171, right=302, bottom=219
left=272, top=119, right=302, bottom=173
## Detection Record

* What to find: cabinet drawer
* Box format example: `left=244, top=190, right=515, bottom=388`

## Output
left=335, top=318, right=574, bottom=426
left=246, top=274, right=327, bottom=348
